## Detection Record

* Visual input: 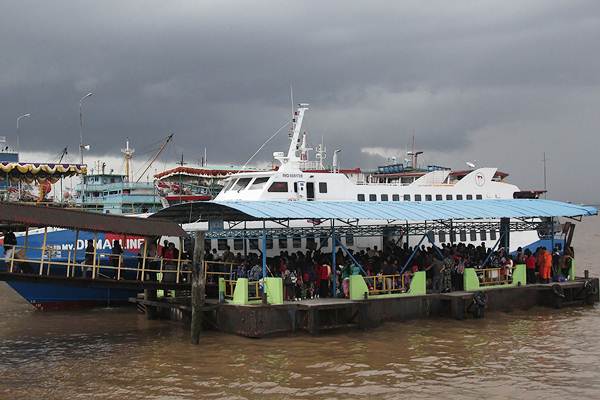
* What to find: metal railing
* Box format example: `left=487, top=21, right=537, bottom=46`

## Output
left=221, top=278, right=261, bottom=300
left=475, top=266, right=514, bottom=286
left=204, top=260, right=236, bottom=282
left=366, top=273, right=410, bottom=295
left=4, top=244, right=192, bottom=284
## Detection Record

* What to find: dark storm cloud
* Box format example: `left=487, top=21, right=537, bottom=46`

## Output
left=1, top=0, right=599, bottom=201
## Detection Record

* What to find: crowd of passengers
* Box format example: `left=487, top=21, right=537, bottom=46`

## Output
left=206, top=240, right=575, bottom=300
left=1, top=232, right=575, bottom=295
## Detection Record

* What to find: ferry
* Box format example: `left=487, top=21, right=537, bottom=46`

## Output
left=202, top=103, right=556, bottom=254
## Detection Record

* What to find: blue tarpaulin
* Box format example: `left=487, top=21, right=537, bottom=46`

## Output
left=152, top=199, right=597, bottom=223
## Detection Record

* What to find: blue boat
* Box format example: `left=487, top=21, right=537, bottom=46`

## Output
left=1, top=228, right=143, bottom=310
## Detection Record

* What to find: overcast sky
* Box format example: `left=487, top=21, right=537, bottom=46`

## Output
left=1, top=0, right=599, bottom=202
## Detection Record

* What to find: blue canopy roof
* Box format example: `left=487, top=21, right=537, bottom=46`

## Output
left=152, top=199, right=597, bottom=223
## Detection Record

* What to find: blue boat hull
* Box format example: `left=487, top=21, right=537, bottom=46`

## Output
left=1, top=228, right=145, bottom=310
left=5, top=280, right=138, bottom=310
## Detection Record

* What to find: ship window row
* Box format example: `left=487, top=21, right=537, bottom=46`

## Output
left=357, top=193, right=484, bottom=201
left=225, top=177, right=330, bottom=195
left=437, top=229, right=497, bottom=243
left=208, top=234, right=354, bottom=251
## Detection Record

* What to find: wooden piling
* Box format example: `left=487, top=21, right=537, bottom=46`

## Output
left=191, top=231, right=205, bottom=345
left=144, top=289, right=158, bottom=320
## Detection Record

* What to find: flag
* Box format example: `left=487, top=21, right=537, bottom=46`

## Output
left=0, top=136, right=6, bottom=143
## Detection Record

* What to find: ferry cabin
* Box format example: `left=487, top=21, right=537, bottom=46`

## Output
left=76, top=173, right=161, bottom=214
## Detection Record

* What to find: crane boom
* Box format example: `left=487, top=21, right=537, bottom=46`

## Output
left=135, top=134, right=174, bottom=182
left=57, top=147, right=68, bottom=163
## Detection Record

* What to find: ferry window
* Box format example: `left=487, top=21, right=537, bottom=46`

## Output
left=319, top=233, right=329, bottom=247
left=278, top=235, right=288, bottom=249
left=266, top=235, right=273, bottom=249
left=233, top=178, right=252, bottom=191
left=357, top=194, right=365, bottom=201
left=480, top=229, right=487, bottom=241
left=439, top=230, right=446, bottom=242
left=249, top=177, right=269, bottom=190
left=489, top=230, right=497, bottom=241
left=217, top=239, right=228, bottom=250
left=414, top=194, right=422, bottom=201
left=392, top=194, right=400, bottom=201
left=292, top=235, right=302, bottom=248
left=456, top=194, right=463, bottom=200
left=233, top=239, right=244, bottom=251
left=249, top=239, right=259, bottom=250
left=446, top=194, right=453, bottom=200
left=369, top=194, right=377, bottom=201
left=466, top=194, right=473, bottom=200
left=404, top=194, right=411, bottom=201
left=345, top=233, right=354, bottom=246
left=293, top=182, right=298, bottom=192
left=425, top=194, right=432, bottom=201
left=476, top=194, right=483, bottom=200
left=204, top=239, right=212, bottom=251
left=459, top=230, right=467, bottom=242
left=318, top=182, right=328, bottom=193
left=470, top=230, right=477, bottom=241
left=450, top=231, right=457, bottom=243
left=268, top=181, right=288, bottom=192
left=223, top=179, right=236, bottom=191
left=381, top=194, right=389, bottom=201
left=436, top=194, right=443, bottom=201
left=306, top=234, right=316, bottom=250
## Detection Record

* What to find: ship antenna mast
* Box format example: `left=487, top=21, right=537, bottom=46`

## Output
left=121, top=138, right=135, bottom=182
left=542, top=151, right=548, bottom=198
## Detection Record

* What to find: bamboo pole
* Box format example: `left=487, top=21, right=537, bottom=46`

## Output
left=38, top=227, right=48, bottom=275
left=191, top=231, right=206, bottom=345
left=140, top=238, right=148, bottom=281
left=176, top=237, right=183, bottom=284
left=9, top=242, right=16, bottom=273
left=71, top=230, right=79, bottom=278
left=92, top=233, right=98, bottom=279
left=117, top=255, right=122, bottom=280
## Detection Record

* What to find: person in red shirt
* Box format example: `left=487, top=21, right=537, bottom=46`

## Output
left=524, top=249, right=536, bottom=284
left=319, top=260, right=331, bottom=298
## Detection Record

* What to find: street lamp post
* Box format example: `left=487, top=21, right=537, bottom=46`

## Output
left=79, top=92, right=93, bottom=165
left=16, top=113, right=31, bottom=155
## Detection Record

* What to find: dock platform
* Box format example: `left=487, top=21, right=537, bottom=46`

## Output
left=130, top=277, right=599, bottom=338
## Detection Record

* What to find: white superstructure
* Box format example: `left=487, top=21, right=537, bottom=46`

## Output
left=193, top=104, right=554, bottom=255
left=216, top=104, right=520, bottom=203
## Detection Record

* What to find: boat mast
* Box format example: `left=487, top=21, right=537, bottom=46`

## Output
left=135, top=134, right=174, bottom=183
left=285, top=103, right=309, bottom=165
left=121, top=139, right=135, bottom=182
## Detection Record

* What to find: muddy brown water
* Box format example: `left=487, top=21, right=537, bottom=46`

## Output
left=1, top=216, right=599, bottom=399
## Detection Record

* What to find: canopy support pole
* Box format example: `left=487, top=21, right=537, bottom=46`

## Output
left=400, top=233, right=428, bottom=274
left=482, top=230, right=505, bottom=267
left=261, top=228, right=267, bottom=303
left=331, top=220, right=337, bottom=298
left=336, top=239, right=366, bottom=276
